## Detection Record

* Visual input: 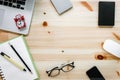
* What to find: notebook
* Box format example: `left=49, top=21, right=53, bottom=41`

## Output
left=50, top=0, right=73, bottom=14
left=0, top=36, right=39, bottom=80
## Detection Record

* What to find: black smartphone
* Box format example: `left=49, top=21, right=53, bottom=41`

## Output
left=98, top=1, right=115, bottom=27
left=86, top=66, right=105, bottom=80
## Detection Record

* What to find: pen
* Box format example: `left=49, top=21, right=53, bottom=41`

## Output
left=0, top=52, right=26, bottom=72
left=8, top=43, right=32, bottom=74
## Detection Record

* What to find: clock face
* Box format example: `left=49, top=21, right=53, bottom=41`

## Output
left=17, top=20, right=24, bottom=28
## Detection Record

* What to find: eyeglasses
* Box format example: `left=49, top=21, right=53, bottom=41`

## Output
left=46, top=62, right=75, bottom=77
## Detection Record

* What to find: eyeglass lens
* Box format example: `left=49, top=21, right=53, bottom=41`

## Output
left=62, top=65, right=74, bottom=72
left=50, top=68, right=60, bottom=77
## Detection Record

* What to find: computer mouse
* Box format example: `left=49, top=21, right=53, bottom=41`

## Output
left=103, top=39, right=120, bottom=58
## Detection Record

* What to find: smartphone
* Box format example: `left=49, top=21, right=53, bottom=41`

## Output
left=86, top=66, right=105, bottom=80
left=98, top=1, right=115, bottom=27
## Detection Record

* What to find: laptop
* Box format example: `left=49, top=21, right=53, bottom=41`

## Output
left=0, top=0, right=35, bottom=35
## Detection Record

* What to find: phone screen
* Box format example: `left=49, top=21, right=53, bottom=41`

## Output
left=86, top=66, right=105, bottom=80
left=98, top=1, right=115, bottom=27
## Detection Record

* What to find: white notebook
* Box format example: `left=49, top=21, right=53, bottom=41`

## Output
left=0, top=36, right=39, bottom=80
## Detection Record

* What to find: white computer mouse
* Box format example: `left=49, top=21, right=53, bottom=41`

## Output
left=103, top=39, right=120, bottom=58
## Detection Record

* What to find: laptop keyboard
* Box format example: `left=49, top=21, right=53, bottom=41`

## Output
left=0, top=0, right=27, bottom=10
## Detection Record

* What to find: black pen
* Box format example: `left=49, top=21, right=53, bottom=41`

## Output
left=8, top=43, right=32, bottom=74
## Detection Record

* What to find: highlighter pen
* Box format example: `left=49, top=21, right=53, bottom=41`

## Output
left=0, top=52, right=26, bottom=72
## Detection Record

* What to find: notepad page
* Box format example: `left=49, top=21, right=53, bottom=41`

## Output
left=0, top=36, right=38, bottom=80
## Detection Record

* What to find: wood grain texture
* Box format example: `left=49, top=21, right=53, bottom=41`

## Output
left=0, top=0, right=120, bottom=80
left=0, top=30, right=8, bottom=42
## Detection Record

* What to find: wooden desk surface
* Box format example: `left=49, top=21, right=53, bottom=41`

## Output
left=1, top=0, right=120, bottom=80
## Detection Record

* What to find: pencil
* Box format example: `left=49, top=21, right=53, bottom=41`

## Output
left=8, top=43, right=32, bottom=74
left=0, top=52, right=26, bottom=72
left=81, top=1, right=93, bottom=11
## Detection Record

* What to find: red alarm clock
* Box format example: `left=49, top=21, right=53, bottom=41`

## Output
left=14, top=14, right=26, bottom=29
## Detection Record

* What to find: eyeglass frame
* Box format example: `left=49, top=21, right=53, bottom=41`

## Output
left=46, top=61, right=75, bottom=77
